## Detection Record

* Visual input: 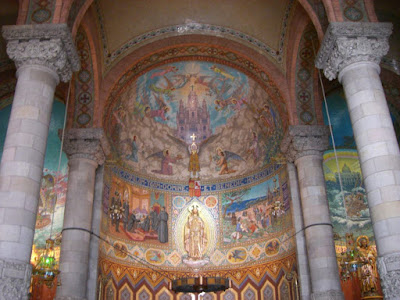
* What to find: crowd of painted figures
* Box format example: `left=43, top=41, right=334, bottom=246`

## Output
left=108, top=191, right=168, bottom=243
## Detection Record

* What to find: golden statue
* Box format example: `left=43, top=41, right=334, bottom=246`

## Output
left=188, top=134, right=200, bottom=178
left=184, top=205, right=207, bottom=260
left=356, top=235, right=379, bottom=297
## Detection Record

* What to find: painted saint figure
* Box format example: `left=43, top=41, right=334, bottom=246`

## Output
left=149, top=149, right=182, bottom=175
left=357, top=236, right=379, bottom=297
left=215, top=147, right=243, bottom=175
left=109, top=191, right=123, bottom=232
left=247, top=131, right=260, bottom=163
left=188, top=134, right=200, bottom=178
left=150, top=207, right=159, bottom=231
left=122, top=200, right=130, bottom=230
left=184, top=205, right=207, bottom=259
left=157, top=206, right=169, bottom=243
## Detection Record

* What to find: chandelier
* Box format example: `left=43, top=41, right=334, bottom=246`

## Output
left=170, top=275, right=231, bottom=294
left=32, top=238, right=60, bottom=287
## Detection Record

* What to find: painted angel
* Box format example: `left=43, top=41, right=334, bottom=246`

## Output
left=147, top=149, right=182, bottom=175
left=215, top=147, right=244, bottom=175
left=166, top=133, right=220, bottom=177
left=150, top=65, right=178, bottom=79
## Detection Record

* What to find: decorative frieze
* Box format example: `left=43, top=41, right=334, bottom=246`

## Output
left=2, top=24, right=80, bottom=82
left=315, top=22, right=392, bottom=80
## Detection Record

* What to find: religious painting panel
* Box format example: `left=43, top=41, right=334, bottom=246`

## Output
left=322, top=89, right=375, bottom=249
left=221, top=172, right=292, bottom=247
left=104, top=176, right=171, bottom=246
left=104, top=60, right=284, bottom=182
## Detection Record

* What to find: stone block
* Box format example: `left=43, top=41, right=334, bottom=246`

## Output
left=13, top=105, right=40, bottom=120
left=0, top=147, right=16, bottom=162
left=0, top=161, right=30, bottom=177
left=24, top=194, right=39, bottom=214
left=20, top=119, right=49, bottom=140
left=5, top=132, right=34, bottom=148
left=14, top=147, right=44, bottom=168
left=0, top=225, right=20, bottom=242
left=4, top=208, right=35, bottom=228
left=0, top=191, right=26, bottom=208
left=18, top=226, right=34, bottom=244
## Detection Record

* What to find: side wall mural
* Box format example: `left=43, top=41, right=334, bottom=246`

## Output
left=0, top=99, right=68, bottom=261
left=322, top=88, right=383, bottom=298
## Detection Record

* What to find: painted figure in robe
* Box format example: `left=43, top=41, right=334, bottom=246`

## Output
left=184, top=205, right=207, bottom=259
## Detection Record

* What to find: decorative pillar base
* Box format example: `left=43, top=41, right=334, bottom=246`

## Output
left=311, top=290, right=345, bottom=300
left=0, top=259, right=32, bottom=300
left=377, top=254, right=400, bottom=300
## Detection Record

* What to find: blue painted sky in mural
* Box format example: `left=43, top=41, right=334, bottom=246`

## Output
left=225, top=175, right=278, bottom=213
left=44, top=101, right=68, bottom=172
left=0, top=105, right=11, bottom=159
left=322, top=89, right=353, bottom=148
left=0, top=101, right=68, bottom=172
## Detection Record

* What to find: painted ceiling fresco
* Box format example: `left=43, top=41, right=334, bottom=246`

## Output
left=106, top=61, right=283, bottom=182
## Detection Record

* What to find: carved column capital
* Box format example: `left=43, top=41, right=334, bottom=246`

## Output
left=62, top=128, right=110, bottom=166
left=378, top=253, right=400, bottom=299
left=315, top=22, right=392, bottom=80
left=280, top=125, right=330, bottom=163
left=0, top=259, right=32, bottom=300
left=2, top=24, right=80, bottom=82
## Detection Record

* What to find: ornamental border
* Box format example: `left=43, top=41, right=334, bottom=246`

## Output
left=108, top=163, right=283, bottom=195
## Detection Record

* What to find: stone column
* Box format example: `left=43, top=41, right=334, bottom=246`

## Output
left=316, top=22, right=400, bottom=299
left=281, top=125, right=344, bottom=300
left=287, top=162, right=312, bottom=300
left=56, top=129, right=108, bottom=300
left=86, top=165, right=104, bottom=300
left=0, top=24, right=79, bottom=300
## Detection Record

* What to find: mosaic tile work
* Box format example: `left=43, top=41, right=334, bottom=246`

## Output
left=295, top=23, right=318, bottom=125
left=104, top=46, right=289, bottom=137
left=67, top=0, right=87, bottom=28
left=101, top=165, right=295, bottom=270
left=106, top=60, right=284, bottom=182
left=26, top=0, right=56, bottom=24
left=109, top=164, right=282, bottom=195
left=73, top=26, right=95, bottom=128
left=339, top=0, right=368, bottom=22
left=306, top=0, right=329, bottom=32
left=98, top=254, right=297, bottom=299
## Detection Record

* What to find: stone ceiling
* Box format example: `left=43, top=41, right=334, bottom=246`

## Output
left=95, top=0, right=293, bottom=71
